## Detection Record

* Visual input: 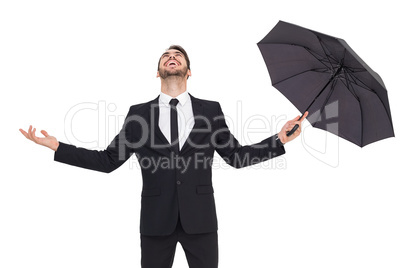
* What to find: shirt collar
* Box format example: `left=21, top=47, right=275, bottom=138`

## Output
left=159, top=91, right=190, bottom=107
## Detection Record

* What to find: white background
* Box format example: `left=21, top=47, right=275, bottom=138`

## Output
left=1, top=0, right=401, bottom=267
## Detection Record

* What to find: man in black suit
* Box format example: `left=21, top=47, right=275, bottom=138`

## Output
left=20, top=45, right=307, bottom=268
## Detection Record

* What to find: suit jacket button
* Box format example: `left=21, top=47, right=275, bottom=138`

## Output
left=176, top=180, right=181, bottom=185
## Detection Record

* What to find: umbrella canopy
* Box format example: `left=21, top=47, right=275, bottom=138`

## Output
left=257, top=21, right=394, bottom=147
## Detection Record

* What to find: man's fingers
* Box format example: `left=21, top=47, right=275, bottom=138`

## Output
left=285, top=123, right=298, bottom=132
left=27, top=125, right=34, bottom=140
left=31, top=128, right=40, bottom=143
left=288, top=116, right=300, bottom=123
left=41, top=130, right=49, bottom=137
left=287, top=111, right=308, bottom=126
left=32, top=128, right=37, bottom=141
left=19, top=129, right=29, bottom=138
left=281, top=113, right=308, bottom=140
left=21, top=126, right=49, bottom=144
left=300, top=111, right=309, bottom=122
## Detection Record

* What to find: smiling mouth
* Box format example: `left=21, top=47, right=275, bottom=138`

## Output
left=166, top=60, right=180, bottom=67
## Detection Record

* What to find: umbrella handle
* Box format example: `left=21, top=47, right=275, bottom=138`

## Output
left=286, top=111, right=307, bottom=137
left=286, top=124, right=299, bottom=137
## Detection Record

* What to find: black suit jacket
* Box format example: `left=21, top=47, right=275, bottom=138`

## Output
left=54, top=94, right=286, bottom=235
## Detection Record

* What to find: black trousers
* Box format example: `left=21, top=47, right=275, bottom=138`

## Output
left=140, top=217, right=218, bottom=268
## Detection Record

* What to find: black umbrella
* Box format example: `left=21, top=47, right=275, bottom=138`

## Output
left=257, top=21, right=394, bottom=147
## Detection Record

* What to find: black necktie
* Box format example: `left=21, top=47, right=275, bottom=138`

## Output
left=169, top=98, right=180, bottom=154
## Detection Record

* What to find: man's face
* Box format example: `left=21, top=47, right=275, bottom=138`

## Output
left=157, top=49, right=191, bottom=79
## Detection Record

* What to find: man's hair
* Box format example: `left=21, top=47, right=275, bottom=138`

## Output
left=157, top=45, right=191, bottom=71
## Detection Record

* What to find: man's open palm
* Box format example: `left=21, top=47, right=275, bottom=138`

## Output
left=19, top=126, right=59, bottom=151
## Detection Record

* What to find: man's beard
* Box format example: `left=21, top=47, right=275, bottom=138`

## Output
left=158, top=67, right=188, bottom=79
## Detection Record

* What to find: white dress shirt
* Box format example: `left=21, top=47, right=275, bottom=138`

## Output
left=158, top=91, right=195, bottom=150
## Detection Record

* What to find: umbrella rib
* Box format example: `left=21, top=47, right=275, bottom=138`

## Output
left=344, top=67, right=366, bottom=73
left=265, top=43, right=332, bottom=70
left=303, top=65, right=343, bottom=114
left=272, top=68, right=329, bottom=86
left=336, top=74, right=365, bottom=146
left=312, top=79, right=337, bottom=127
left=344, top=68, right=375, bottom=93
left=317, top=37, right=336, bottom=71
left=344, top=73, right=364, bottom=146
left=344, top=70, right=394, bottom=130
left=341, top=69, right=361, bottom=101
left=343, top=72, right=364, bottom=146
left=339, top=76, right=359, bottom=102
left=345, top=72, right=364, bottom=145
left=303, top=47, right=332, bottom=69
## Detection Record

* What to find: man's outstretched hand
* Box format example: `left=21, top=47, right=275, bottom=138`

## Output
left=19, top=126, right=59, bottom=151
left=277, top=112, right=308, bottom=144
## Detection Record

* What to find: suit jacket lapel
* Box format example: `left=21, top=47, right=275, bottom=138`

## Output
left=150, top=96, right=173, bottom=153
left=180, top=94, right=205, bottom=156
